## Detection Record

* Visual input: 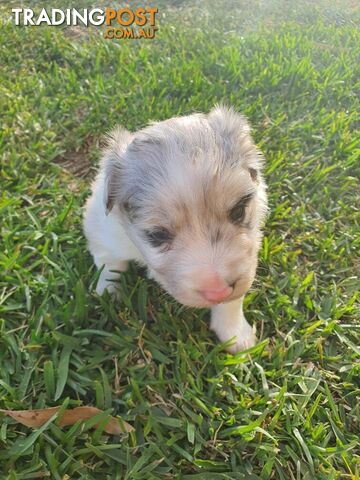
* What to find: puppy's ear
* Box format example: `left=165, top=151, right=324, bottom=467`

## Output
left=207, top=105, right=263, bottom=175
left=102, top=127, right=132, bottom=215
left=103, top=156, right=120, bottom=215
left=208, top=104, right=251, bottom=138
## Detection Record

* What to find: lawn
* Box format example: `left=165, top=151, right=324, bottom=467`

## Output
left=0, top=1, right=359, bottom=478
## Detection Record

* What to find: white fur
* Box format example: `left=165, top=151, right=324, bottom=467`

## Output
left=210, top=297, right=256, bottom=353
left=83, top=106, right=268, bottom=353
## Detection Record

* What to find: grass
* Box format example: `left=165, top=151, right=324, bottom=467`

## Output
left=0, top=0, right=359, bottom=478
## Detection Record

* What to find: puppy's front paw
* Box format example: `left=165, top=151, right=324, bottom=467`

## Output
left=96, top=279, right=121, bottom=298
left=213, top=319, right=256, bottom=354
left=96, top=273, right=121, bottom=299
left=225, top=325, right=256, bottom=354
left=95, top=262, right=128, bottom=299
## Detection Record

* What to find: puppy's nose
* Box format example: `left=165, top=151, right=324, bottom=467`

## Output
left=199, top=285, right=232, bottom=303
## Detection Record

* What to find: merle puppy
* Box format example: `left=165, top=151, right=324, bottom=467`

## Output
left=83, top=106, right=268, bottom=353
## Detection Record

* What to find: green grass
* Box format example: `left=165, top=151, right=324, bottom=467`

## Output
left=0, top=1, right=359, bottom=478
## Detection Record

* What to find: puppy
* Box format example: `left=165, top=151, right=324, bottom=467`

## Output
left=83, top=106, right=268, bottom=353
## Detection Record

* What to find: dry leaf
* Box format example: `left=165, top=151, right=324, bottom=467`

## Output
left=0, top=406, right=133, bottom=434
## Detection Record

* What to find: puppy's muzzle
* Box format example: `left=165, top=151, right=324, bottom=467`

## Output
left=197, top=274, right=241, bottom=304
left=198, top=285, right=233, bottom=303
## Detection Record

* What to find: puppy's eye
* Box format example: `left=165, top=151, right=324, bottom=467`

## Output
left=229, top=194, right=253, bottom=225
left=145, top=227, right=173, bottom=248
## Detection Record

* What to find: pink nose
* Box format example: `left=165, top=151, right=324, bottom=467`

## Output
left=199, top=285, right=232, bottom=303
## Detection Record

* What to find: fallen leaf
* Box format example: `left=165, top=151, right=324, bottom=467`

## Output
left=0, top=406, right=133, bottom=434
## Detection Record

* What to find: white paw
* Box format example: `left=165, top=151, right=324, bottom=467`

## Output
left=94, top=262, right=128, bottom=298
left=95, top=273, right=121, bottom=299
left=214, top=321, right=256, bottom=354
left=225, top=328, right=256, bottom=354
left=96, top=279, right=120, bottom=297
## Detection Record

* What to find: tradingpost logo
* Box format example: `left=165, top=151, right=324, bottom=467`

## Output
left=11, top=7, right=159, bottom=40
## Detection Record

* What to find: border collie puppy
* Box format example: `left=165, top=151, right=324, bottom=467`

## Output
left=83, top=106, right=267, bottom=353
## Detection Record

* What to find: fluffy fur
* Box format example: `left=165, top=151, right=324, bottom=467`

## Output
left=83, top=106, right=268, bottom=353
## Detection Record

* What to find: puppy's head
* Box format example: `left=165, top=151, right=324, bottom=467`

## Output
left=104, top=106, right=267, bottom=307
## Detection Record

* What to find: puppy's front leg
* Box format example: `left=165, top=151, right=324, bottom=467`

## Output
left=95, top=260, right=128, bottom=297
left=210, top=297, right=256, bottom=353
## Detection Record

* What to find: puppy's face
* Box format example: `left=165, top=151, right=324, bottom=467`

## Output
left=105, top=107, right=267, bottom=307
